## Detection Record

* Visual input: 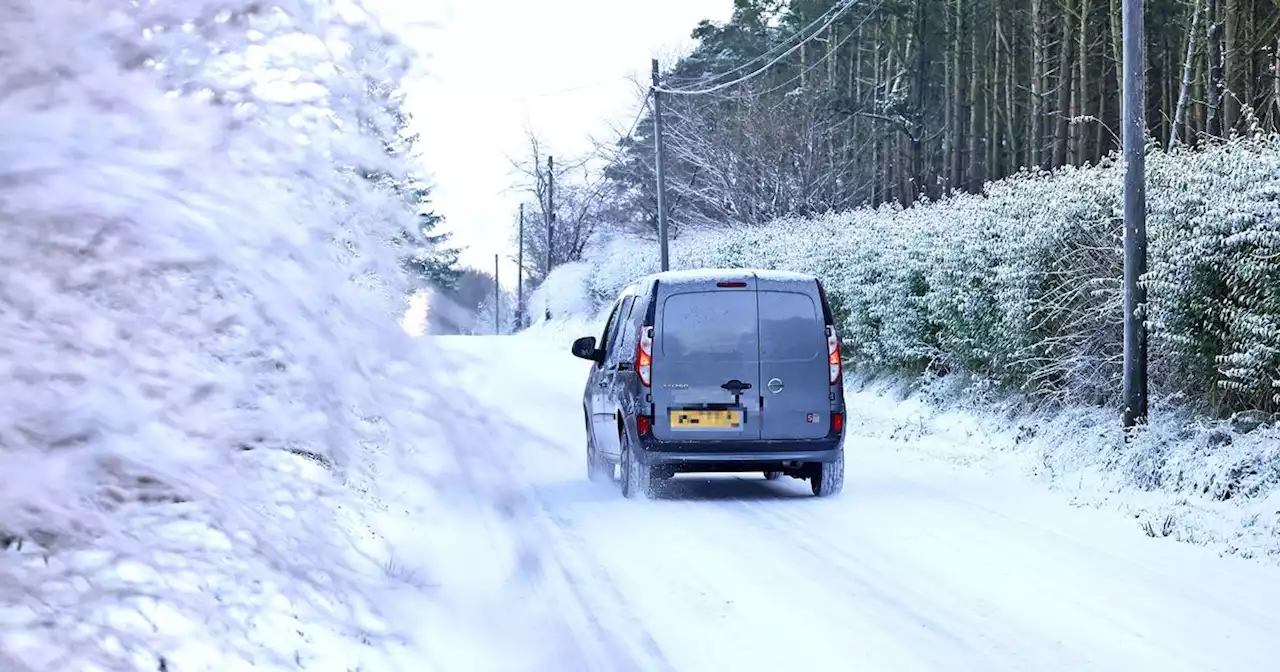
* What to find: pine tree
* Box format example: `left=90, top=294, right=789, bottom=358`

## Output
left=402, top=181, right=461, bottom=289
left=360, top=73, right=462, bottom=291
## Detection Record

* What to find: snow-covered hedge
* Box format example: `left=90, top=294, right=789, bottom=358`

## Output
left=577, top=138, right=1280, bottom=416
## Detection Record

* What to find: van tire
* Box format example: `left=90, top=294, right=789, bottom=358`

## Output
left=587, top=435, right=610, bottom=483
left=585, top=414, right=611, bottom=483
left=620, top=433, right=655, bottom=499
left=763, top=471, right=781, bottom=481
left=810, top=451, right=845, bottom=497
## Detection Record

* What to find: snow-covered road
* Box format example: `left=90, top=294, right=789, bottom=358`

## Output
left=433, top=334, right=1280, bottom=672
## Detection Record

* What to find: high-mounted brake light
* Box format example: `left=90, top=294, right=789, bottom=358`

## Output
left=826, top=325, right=841, bottom=385
left=636, top=325, right=653, bottom=387
left=716, top=281, right=747, bottom=288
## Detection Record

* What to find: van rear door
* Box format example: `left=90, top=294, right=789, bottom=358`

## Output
left=651, top=276, right=763, bottom=442
left=755, top=277, right=831, bottom=441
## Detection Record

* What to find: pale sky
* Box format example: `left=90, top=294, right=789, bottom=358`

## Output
left=376, top=0, right=733, bottom=286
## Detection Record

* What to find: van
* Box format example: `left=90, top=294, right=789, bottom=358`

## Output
left=570, top=268, right=846, bottom=499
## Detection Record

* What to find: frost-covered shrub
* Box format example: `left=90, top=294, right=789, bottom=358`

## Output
left=531, top=260, right=599, bottom=322
left=572, top=137, right=1280, bottom=415
left=1147, top=138, right=1280, bottom=413
left=0, top=1, right=503, bottom=669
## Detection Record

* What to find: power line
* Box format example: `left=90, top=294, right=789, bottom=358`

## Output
left=655, top=0, right=859, bottom=96
left=510, top=75, right=634, bottom=103
left=666, top=0, right=856, bottom=91
left=579, top=91, right=652, bottom=205
left=724, top=0, right=885, bottom=103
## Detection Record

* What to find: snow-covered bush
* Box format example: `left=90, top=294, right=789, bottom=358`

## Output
left=0, top=1, right=517, bottom=668
left=572, top=138, right=1280, bottom=416
left=530, top=260, right=598, bottom=323
left=1147, top=140, right=1280, bottom=413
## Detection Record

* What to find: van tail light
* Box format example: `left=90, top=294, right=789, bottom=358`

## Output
left=831, top=412, right=844, bottom=434
left=826, top=325, right=841, bottom=385
left=636, top=414, right=652, bottom=436
left=636, top=325, right=653, bottom=387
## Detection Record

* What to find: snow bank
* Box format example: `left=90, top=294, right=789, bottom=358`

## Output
left=528, top=261, right=600, bottom=324
left=0, top=1, right=566, bottom=668
left=521, top=261, right=607, bottom=345
left=843, top=375, right=1280, bottom=562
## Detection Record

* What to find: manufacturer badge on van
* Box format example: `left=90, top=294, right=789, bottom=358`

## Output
left=663, top=383, right=689, bottom=389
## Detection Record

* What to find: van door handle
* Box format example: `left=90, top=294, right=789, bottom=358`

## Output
left=721, top=379, right=753, bottom=393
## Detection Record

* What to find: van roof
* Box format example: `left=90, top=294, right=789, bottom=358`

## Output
left=638, top=267, right=819, bottom=287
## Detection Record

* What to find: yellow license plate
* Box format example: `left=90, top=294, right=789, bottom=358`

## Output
left=670, top=409, right=742, bottom=429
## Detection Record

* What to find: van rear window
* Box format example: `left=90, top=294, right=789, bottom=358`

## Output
left=660, top=291, right=757, bottom=360
left=758, top=290, right=822, bottom=361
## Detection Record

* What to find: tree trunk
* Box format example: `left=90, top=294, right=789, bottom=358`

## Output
left=944, top=0, right=956, bottom=192
left=1053, top=5, right=1076, bottom=168
left=1170, top=0, right=1201, bottom=149
left=1096, top=60, right=1109, bottom=156
left=1208, top=0, right=1225, bottom=138
left=1000, top=0, right=1019, bottom=173
left=1224, top=0, right=1239, bottom=132
left=968, top=0, right=983, bottom=190
left=1076, top=0, right=1092, bottom=165
left=1109, top=0, right=1123, bottom=95
left=909, top=0, right=927, bottom=204
left=1031, top=0, right=1046, bottom=168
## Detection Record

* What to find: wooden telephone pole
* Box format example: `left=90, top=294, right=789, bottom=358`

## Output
left=651, top=58, right=670, bottom=271
left=545, top=155, right=554, bottom=320
left=1121, top=0, right=1148, bottom=429
left=515, top=203, right=524, bottom=329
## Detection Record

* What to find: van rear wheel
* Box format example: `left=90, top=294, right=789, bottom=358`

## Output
left=620, top=434, right=655, bottom=499
left=763, top=471, right=781, bottom=481
left=587, top=437, right=610, bottom=483
left=810, top=451, right=845, bottom=497
left=585, top=416, right=611, bottom=483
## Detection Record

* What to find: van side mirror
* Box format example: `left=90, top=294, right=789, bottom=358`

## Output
left=571, top=336, right=602, bottom=362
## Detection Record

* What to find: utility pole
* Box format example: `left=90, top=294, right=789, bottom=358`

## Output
left=516, top=203, right=524, bottom=329
left=545, top=155, right=554, bottom=320
left=494, top=253, right=500, bottom=335
left=651, top=58, right=670, bottom=272
left=1122, top=0, right=1148, bottom=430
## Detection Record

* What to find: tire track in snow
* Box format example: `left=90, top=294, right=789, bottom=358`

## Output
left=528, top=498, right=678, bottom=672
left=718, top=489, right=1053, bottom=670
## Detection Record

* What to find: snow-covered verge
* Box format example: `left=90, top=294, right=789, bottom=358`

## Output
left=842, top=375, right=1280, bottom=562
left=0, top=2, right=561, bottom=669
left=529, top=138, right=1280, bottom=563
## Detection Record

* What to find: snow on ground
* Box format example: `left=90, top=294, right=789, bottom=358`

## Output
left=428, top=332, right=1280, bottom=671
left=841, top=376, right=1280, bottom=563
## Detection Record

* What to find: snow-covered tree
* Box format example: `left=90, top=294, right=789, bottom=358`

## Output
left=0, top=1, right=509, bottom=668
left=402, top=181, right=463, bottom=290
